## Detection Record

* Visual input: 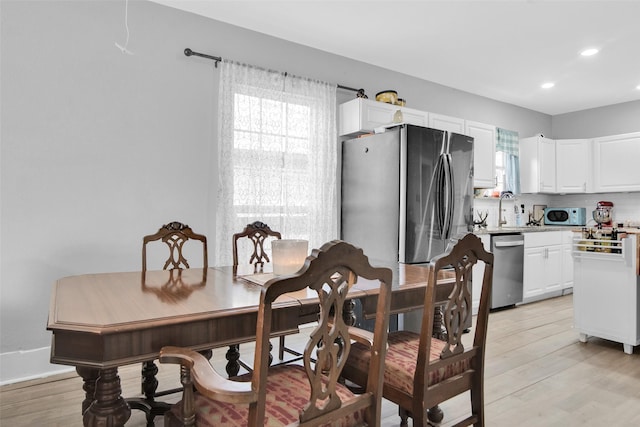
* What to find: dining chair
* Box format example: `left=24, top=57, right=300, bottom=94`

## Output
left=143, top=221, right=208, bottom=272
left=232, top=220, right=281, bottom=271
left=159, top=240, right=393, bottom=427
left=341, top=233, right=494, bottom=427
left=134, top=221, right=209, bottom=425
left=232, top=221, right=298, bottom=365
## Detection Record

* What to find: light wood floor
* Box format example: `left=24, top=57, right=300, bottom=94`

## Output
left=2, top=294, right=639, bottom=426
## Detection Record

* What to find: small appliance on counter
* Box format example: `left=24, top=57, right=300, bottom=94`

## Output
left=592, top=201, right=614, bottom=228
left=543, top=207, right=587, bottom=226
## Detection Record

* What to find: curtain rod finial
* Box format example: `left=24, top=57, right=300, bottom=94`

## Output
left=184, top=48, right=193, bottom=56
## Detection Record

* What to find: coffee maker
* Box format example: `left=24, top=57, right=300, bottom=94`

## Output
left=592, top=201, right=613, bottom=228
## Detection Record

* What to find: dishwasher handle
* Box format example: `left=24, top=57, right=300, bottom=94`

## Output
left=493, top=240, right=524, bottom=248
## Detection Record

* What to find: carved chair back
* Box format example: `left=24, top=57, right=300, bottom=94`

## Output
left=413, top=233, right=494, bottom=425
left=160, top=240, right=393, bottom=426
left=142, top=221, right=208, bottom=272
left=232, top=221, right=281, bottom=269
left=341, top=233, right=494, bottom=427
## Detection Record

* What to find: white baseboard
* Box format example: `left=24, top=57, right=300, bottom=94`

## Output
left=0, top=346, right=74, bottom=386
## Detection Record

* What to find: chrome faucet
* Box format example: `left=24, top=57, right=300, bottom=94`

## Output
left=498, top=191, right=515, bottom=228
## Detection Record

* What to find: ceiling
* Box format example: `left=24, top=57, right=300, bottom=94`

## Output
left=151, top=0, right=640, bottom=115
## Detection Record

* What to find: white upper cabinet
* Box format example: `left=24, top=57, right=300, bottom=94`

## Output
left=429, top=115, right=496, bottom=189
left=339, top=102, right=498, bottom=189
left=338, top=98, right=429, bottom=136
left=428, top=113, right=465, bottom=134
left=519, top=135, right=556, bottom=193
left=465, top=121, right=496, bottom=189
left=556, top=139, right=591, bottom=193
left=592, top=132, right=640, bottom=192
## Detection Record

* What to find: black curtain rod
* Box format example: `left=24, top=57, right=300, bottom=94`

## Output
left=183, top=48, right=362, bottom=93
left=184, top=48, right=221, bottom=66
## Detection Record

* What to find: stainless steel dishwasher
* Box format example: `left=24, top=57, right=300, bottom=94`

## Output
left=490, top=233, right=524, bottom=309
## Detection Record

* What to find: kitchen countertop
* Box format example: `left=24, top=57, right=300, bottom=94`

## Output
left=473, top=226, right=640, bottom=275
left=473, top=225, right=574, bottom=235
left=474, top=226, right=640, bottom=236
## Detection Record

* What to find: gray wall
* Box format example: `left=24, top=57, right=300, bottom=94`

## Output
left=0, top=0, right=636, bottom=384
left=552, top=100, right=640, bottom=138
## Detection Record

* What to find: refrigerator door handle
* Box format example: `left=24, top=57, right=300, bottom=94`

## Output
left=442, top=153, right=454, bottom=239
left=435, top=154, right=447, bottom=234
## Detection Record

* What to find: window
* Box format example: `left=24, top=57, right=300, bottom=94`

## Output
left=214, top=62, right=337, bottom=265
left=495, top=127, right=520, bottom=195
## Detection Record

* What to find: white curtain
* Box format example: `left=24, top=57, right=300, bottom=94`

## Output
left=214, top=61, right=338, bottom=266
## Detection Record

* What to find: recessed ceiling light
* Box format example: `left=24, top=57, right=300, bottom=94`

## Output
left=636, top=84, right=640, bottom=90
left=581, top=48, right=599, bottom=56
left=541, top=82, right=555, bottom=89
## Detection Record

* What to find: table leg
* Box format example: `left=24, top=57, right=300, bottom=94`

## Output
left=76, top=367, right=99, bottom=415
left=141, top=360, right=159, bottom=398
left=343, top=299, right=357, bottom=326
left=432, top=305, right=447, bottom=340
left=226, top=344, right=240, bottom=377
left=82, top=367, right=131, bottom=427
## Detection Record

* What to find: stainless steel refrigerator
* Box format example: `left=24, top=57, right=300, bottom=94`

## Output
left=341, top=124, right=474, bottom=331
left=341, top=124, right=473, bottom=263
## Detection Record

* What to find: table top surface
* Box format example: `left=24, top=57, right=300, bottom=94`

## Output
left=47, top=263, right=446, bottom=334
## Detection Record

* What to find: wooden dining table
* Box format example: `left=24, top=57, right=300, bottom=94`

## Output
left=47, top=262, right=455, bottom=427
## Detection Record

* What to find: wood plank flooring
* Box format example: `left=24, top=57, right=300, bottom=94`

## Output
left=2, top=294, right=639, bottom=426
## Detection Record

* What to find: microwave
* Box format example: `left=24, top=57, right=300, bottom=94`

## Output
left=544, top=207, right=587, bottom=226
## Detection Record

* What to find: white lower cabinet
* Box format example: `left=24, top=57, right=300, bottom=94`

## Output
left=523, top=231, right=563, bottom=303
left=472, top=234, right=491, bottom=315
left=561, top=231, right=574, bottom=291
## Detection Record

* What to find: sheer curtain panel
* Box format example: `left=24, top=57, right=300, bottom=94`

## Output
left=214, top=61, right=338, bottom=266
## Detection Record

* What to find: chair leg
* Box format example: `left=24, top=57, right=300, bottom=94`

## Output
left=398, top=406, right=410, bottom=427
left=427, top=405, right=444, bottom=423
left=279, top=335, right=286, bottom=360
left=470, top=379, right=484, bottom=426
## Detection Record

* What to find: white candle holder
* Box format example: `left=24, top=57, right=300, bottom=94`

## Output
left=271, top=239, right=309, bottom=275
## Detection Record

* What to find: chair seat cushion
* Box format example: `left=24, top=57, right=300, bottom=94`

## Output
left=346, top=330, right=471, bottom=396
left=171, top=364, right=364, bottom=426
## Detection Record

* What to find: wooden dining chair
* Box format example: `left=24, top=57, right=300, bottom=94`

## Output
left=232, top=220, right=281, bottom=271
left=232, top=221, right=298, bottom=365
left=143, top=221, right=208, bottom=272
left=342, top=233, right=494, bottom=427
left=160, top=240, right=393, bottom=427
left=135, top=221, right=209, bottom=425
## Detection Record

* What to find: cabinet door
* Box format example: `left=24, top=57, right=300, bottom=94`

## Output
left=556, top=139, right=591, bottom=193
left=523, top=247, right=546, bottom=300
left=539, top=138, right=556, bottom=193
left=544, top=245, right=563, bottom=293
left=466, top=121, right=496, bottom=189
left=519, top=136, right=556, bottom=193
left=429, top=113, right=465, bottom=134
left=339, top=98, right=430, bottom=136
left=593, top=132, right=640, bottom=192
left=561, top=231, right=575, bottom=290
